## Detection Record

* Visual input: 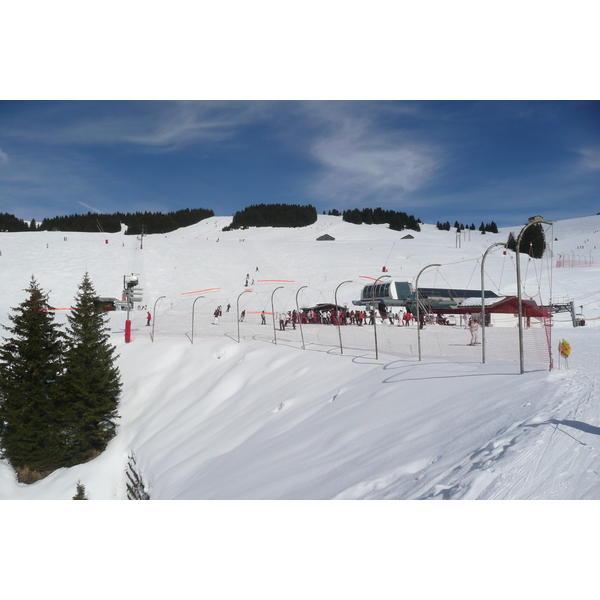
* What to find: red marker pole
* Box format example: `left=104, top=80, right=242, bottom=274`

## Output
left=125, top=319, right=131, bottom=343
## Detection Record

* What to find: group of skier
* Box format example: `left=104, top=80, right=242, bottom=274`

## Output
left=213, top=300, right=480, bottom=345
left=249, top=308, right=417, bottom=329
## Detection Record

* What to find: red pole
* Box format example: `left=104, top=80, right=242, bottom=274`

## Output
left=125, top=319, right=131, bottom=343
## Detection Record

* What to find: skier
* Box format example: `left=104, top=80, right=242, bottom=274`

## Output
left=146, top=311, right=151, bottom=326
left=226, top=303, right=231, bottom=312
left=468, top=318, right=479, bottom=345
left=261, top=310, right=266, bottom=324
left=214, top=309, right=220, bottom=325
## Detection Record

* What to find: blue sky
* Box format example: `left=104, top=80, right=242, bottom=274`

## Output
left=1, top=100, right=599, bottom=227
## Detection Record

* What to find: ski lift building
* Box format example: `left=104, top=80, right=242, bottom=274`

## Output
left=449, top=296, right=549, bottom=328
left=353, top=279, right=498, bottom=313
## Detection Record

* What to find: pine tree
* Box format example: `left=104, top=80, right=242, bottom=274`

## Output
left=60, top=273, right=121, bottom=466
left=0, top=277, right=65, bottom=480
left=506, top=224, right=545, bottom=258
left=73, top=480, right=88, bottom=499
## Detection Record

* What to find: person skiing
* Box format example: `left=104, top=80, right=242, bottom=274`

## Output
left=261, top=310, right=266, bottom=324
left=146, top=311, right=151, bottom=326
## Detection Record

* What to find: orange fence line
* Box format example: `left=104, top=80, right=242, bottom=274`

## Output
left=181, top=287, right=221, bottom=296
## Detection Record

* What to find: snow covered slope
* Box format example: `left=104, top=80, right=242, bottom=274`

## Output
left=1, top=214, right=599, bottom=500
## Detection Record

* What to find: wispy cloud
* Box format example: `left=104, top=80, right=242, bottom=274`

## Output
left=0, top=148, right=113, bottom=219
left=302, top=103, right=441, bottom=205
left=0, top=147, right=9, bottom=164
left=577, top=146, right=600, bottom=171
left=3, top=101, right=269, bottom=152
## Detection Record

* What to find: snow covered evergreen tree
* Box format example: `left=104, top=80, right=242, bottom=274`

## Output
left=0, top=277, right=65, bottom=481
left=60, top=273, right=121, bottom=466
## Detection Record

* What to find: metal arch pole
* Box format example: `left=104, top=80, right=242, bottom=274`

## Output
left=516, top=219, right=552, bottom=374
left=481, top=243, right=506, bottom=363
left=151, top=295, right=166, bottom=342
left=415, top=264, right=440, bottom=361
left=271, top=286, right=284, bottom=344
left=334, top=280, right=353, bottom=355
left=296, top=285, right=308, bottom=350
left=190, top=295, right=205, bottom=344
left=236, top=290, right=251, bottom=343
left=372, top=275, right=390, bottom=360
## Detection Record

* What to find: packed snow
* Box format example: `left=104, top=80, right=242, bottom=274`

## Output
left=1, top=214, right=599, bottom=501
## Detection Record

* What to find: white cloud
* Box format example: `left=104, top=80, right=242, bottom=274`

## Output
left=5, top=102, right=268, bottom=152
left=306, top=107, right=440, bottom=204
left=0, top=147, right=9, bottom=165
left=578, top=146, right=600, bottom=171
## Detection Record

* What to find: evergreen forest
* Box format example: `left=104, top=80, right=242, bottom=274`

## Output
left=0, top=212, right=31, bottom=232
left=222, top=203, right=318, bottom=230
left=342, top=207, right=421, bottom=232
left=435, top=220, right=498, bottom=233
left=38, top=207, right=215, bottom=235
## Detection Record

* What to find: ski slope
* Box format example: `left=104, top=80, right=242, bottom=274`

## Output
left=0, top=214, right=599, bottom=501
